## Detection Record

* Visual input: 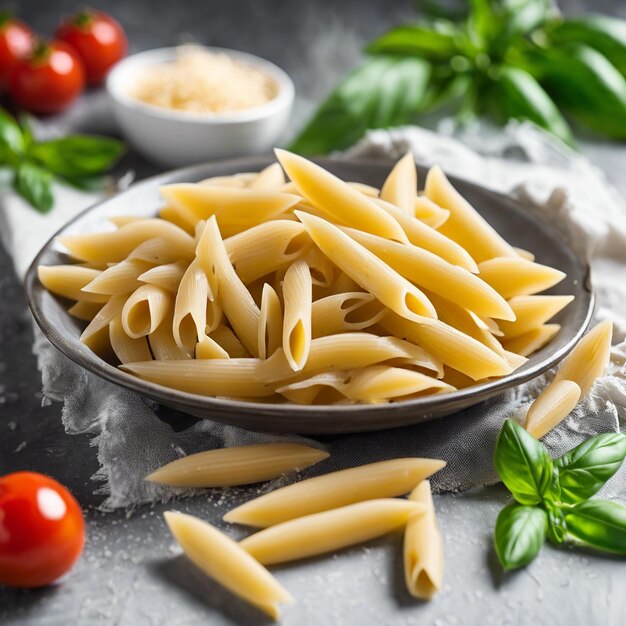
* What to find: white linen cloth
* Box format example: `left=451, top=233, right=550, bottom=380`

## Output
left=2, top=120, right=626, bottom=509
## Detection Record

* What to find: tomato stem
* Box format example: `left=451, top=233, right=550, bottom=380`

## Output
left=0, top=10, right=13, bottom=29
left=72, top=9, right=94, bottom=29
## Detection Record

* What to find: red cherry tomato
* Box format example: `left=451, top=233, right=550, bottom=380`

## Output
left=0, top=13, right=34, bottom=87
left=8, top=40, right=85, bottom=114
left=56, top=10, right=127, bottom=85
left=0, top=472, right=85, bottom=588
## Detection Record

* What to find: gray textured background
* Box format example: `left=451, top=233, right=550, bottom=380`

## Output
left=2, top=0, right=626, bottom=624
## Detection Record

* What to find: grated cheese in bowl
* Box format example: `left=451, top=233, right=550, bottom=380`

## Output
left=128, top=45, right=278, bottom=115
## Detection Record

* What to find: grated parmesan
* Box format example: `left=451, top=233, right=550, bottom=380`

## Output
left=129, top=46, right=277, bottom=115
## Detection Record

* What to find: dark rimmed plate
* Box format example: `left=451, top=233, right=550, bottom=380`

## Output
left=25, top=156, right=594, bottom=434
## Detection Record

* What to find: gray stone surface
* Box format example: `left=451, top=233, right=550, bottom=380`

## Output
left=2, top=0, right=626, bottom=624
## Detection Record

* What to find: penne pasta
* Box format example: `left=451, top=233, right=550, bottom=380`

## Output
left=110, top=315, right=153, bottom=364
left=121, top=285, right=171, bottom=338
left=121, top=359, right=275, bottom=397
left=224, top=457, right=445, bottom=527
left=248, top=162, right=286, bottom=190
left=80, top=294, right=126, bottom=343
left=81, top=323, right=114, bottom=360
left=282, top=260, right=312, bottom=371
left=81, top=258, right=154, bottom=296
left=239, top=499, right=423, bottom=565
left=209, top=325, right=252, bottom=358
left=425, top=165, right=517, bottom=262
left=525, top=379, right=581, bottom=439
left=164, top=511, right=293, bottom=620
left=347, top=181, right=380, bottom=197
left=173, top=259, right=211, bottom=351
left=67, top=300, right=103, bottom=321
left=413, top=196, right=450, bottom=229
left=149, top=311, right=193, bottom=360
left=158, top=204, right=196, bottom=234
left=38, top=265, right=109, bottom=303
left=311, top=292, right=387, bottom=338
left=258, top=284, right=283, bottom=360
left=127, top=236, right=190, bottom=264
left=380, top=151, right=417, bottom=214
left=108, top=215, right=142, bottom=228
left=304, top=246, right=334, bottom=288
left=276, top=149, right=408, bottom=242
left=498, top=295, right=574, bottom=338
left=296, top=211, right=436, bottom=321
left=146, top=443, right=329, bottom=487
left=138, top=261, right=187, bottom=292
left=501, top=324, right=561, bottom=357
left=199, top=172, right=256, bottom=187
left=403, top=480, right=444, bottom=600
left=195, top=334, right=230, bottom=360
left=477, top=257, right=566, bottom=299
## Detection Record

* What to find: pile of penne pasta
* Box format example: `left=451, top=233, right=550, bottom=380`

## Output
left=38, top=149, right=574, bottom=405
left=149, top=445, right=446, bottom=619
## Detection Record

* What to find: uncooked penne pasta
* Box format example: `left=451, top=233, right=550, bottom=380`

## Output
left=209, top=325, right=251, bottom=358
left=258, top=284, right=283, bottom=360
left=498, top=295, right=574, bottom=338
left=122, top=359, right=274, bottom=397
left=80, top=294, right=126, bottom=343
left=146, top=443, right=329, bottom=487
left=501, top=324, right=561, bottom=357
left=380, top=151, right=417, bottom=214
left=239, top=499, right=423, bottom=565
left=282, top=259, right=312, bottom=371
left=38, top=265, right=109, bottom=303
left=311, top=292, right=387, bottom=338
left=81, top=258, right=154, bottom=296
left=127, top=237, right=189, bottom=264
left=195, top=334, right=230, bottom=360
left=248, top=162, right=286, bottom=190
left=149, top=311, right=192, bottom=360
left=276, top=149, right=408, bottom=242
left=525, top=379, right=581, bottom=439
left=296, top=211, right=436, bottom=321
left=67, top=300, right=103, bottom=321
left=138, top=261, right=187, bottom=293
left=413, top=196, right=450, bottom=229
left=304, top=246, right=334, bottom=288
left=224, top=458, right=445, bottom=527
left=158, top=204, right=195, bottom=234
left=404, top=480, right=444, bottom=600
left=477, top=257, right=565, bottom=299
left=121, top=284, right=171, bottom=338
left=110, top=315, right=153, bottom=364
left=347, top=181, right=380, bottom=197
left=164, top=512, right=293, bottom=620
left=425, top=165, right=517, bottom=262
left=173, top=259, right=210, bottom=351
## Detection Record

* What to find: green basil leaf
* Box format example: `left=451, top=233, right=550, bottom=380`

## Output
left=544, top=500, right=567, bottom=544
left=565, top=500, right=626, bottom=555
left=14, top=162, right=54, bottom=213
left=18, top=113, right=36, bottom=150
left=467, top=0, right=498, bottom=49
left=494, top=503, right=547, bottom=570
left=495, top=65, right=573, bottom=144
left=549, top=15, right=626, bottom=76
left=501, top=0, right=551, bottom=37
left=555, top=433, right=626, bottom=504
left=59, top=174, right=109, bottom=192
left=494, top=419, right=555, bottom=505
left=289, top=56, right=431, bottom=155
left=367, top=22, right=459, bottom=61
left=531, top=44, right=626, bottom=139
left=30, top=135, right=125, bottom=177
left=0, top=108, right=24, bottom=157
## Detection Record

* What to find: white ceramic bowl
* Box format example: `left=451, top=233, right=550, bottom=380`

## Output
left=106, top=47, right=294, bottom=167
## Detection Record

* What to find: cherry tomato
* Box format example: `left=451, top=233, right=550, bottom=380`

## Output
left=8, top=40, right=85, bottom=114
left=56, top=9, right=127, bottom=85
left=0, top=13, right=34, bottom=88
left=0, top=472, right=85, bottom=588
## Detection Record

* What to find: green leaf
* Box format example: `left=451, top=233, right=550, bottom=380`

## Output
left=502, top=0, right=551, bottom=37
left=549, top=15, right=626, bottom=76
left=14, top=162, right=54, bottom=213
left=59, top=173, right=109, bottom=192
left=367, top=22, right=459, bottom=61
left=289, top=56, right=431, bottom=155
left=494, top=65, right=573, bottom=145
left=544, top=500, right=567, bottom=544
left=18, top=113, right=36, bottom=150
left=494, top=419, right=555, bottom=505
left=494, top=503, right=547, bottom=570
left=467, top=0, right=498, bottom=49
left=565, top=500, right=626, bottom=555
left=0, top=108, right=25, bottom=157
left=530, top=44, right=626, bottom=139
left=555, top=433, right=626, bottom=504
left=30, top=135, right=125, bottom=177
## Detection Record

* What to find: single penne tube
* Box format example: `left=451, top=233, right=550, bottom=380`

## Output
left=275, top=149, right=408, bottom=242
left=347, top=181, right=380, bottom=197
left=197, top=217, right=261, bottom=356
left=80, top=294, right=126, bottom=342
left=160, top=183, right=300, bottom=225
left=58, top=219, right=195, bottom=264
left=149, top=311, right=193, bottom=360
left=551, top=319, right=613, bottom=395
left=380, top=312, right=513, bottom=380
left=404, top=480, right=444, bottom=600
left=224, top=220, right=310, bottom=284
left=224, top=457, right=446, bottom=527
left=501, top=324, right=561, bottom=357
left=247, top=163, right=286, bottom=190
left=81, top=258, right=154, bottom=296
left=413, top=196, right=450, bottom=229
left=425, top=165, right=517, bottom=262
left=498, top=295, right=574, bottom=338
left=127, top=236, right=191, bottom=264
left=344, top=227, right=515, bottom=321
left=258, top=284, right=283, bottom=360
left=514, top=247, right=535, bottom=261
left=38, top=265, right=109, bottom=303
left=108, top=215, right=142, bottom=228
left=164, top=512, right=293, bottom=620
left=109, top=315, right=153, bottom=364
left=373, top=198, right=477, bottom=272
left=239, top=499, right=423, bottom=566
left=477, top=257, right=566, bottom=299
left=159, top=204, right=196, bottom=234
left=195, top=334, right=230, bottom=359
left=282, top=259, right=312, bottom=371
left=311, top=292, right=387, bottom=338
left=380, top=151, right=417, bottom=214
left=209, top=325, right=252, bottom=358
left=254, top=333, right=442, bottom=384
left=121, top=359, right=274, bottom=397
left=173, top=259, right=210, bottom=350
left=81, top=323, right=114, bottom=360
left=121, top=285, right=171, bottom=338
left=296, top=211, right=436, bottom=321
left=440, top=366, right=477, bottom=389
left=146, top=443, right=329, bottom=487
left=304, top=246, right=334, bottom=287
left=138, top=261, right=187, bottom=293
left=328, top=271, right=362, bottom=295
left=67, top=299, right=103, bottom=321
left=525, top=379, right=581, bottom=439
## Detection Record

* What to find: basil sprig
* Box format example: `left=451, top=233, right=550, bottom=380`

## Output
left=0, top=108, right=124, bottom=212
left=290, top=1, right=626, bottom=152
left=494, top=419, right=626, bottom=570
